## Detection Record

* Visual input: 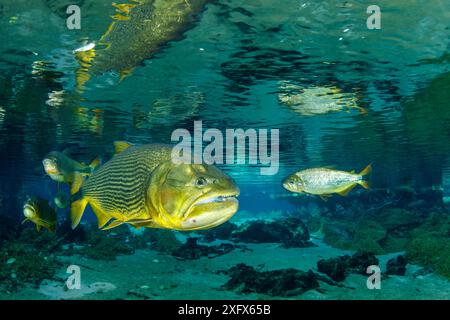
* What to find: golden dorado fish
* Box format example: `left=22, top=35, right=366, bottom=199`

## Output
left=283, top=164, right=372, bottom=200
left=74, top=0, right=209, bottom=90
left=70, top=141, right=240, bottom=231
left=22, top=196, right=57, bottom=232
left=43, top=150, right=101, bottom=195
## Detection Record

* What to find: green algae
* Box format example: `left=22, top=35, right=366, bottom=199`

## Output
left=405, top=212, right=450, bottom=278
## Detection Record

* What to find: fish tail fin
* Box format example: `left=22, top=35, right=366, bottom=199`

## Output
left=359, top=164, right=372, bottom=177
left=70, top=197, right=89, bottom=229
left=89, top=156, right=101, bottom=171
left=358, top=164, right=372, bottom=189
left=70, top=172, right=84, bottom=195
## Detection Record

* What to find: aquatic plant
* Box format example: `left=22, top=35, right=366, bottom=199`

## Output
left=0, top=241, right=61, bottom=292
left=406, top=212, right=450, bottom=278
left=135, top=229, right=183, bottom=253
left=80, top=226, right=135, bottom=261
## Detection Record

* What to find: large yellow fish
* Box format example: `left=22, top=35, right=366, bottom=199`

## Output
left=283, top=165, right=372, bottom=200
left=74, top=0, right=209, bottom=90
left=70, top=142, right=240, bottom=231
left=43, top=150, right=101, bottom=195
left=22, top=196, right=57, bottom=232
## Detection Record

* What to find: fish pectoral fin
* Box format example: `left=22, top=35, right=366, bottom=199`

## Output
left=89, top=156, right=101, bottom=171
left=21, top=218, right=29, bottom=224
left=36, top=224, right=41, bottom=232
left=102, top=219, right=125, bottom=231
left=70, top=172, right=84, bottom=195
left=113, top=141, right=134, bottom=155
left=71, top=197, right=89, bottom=229
left=337, top=184, right=357, bottom=197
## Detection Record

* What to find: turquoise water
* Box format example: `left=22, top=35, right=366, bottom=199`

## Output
left=0, top=0, right=450, bottom=299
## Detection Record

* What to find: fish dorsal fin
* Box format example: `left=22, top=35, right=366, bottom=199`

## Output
left=114, top=141, right=134, bottom=155
left=62, top=148, right=71, bottom=156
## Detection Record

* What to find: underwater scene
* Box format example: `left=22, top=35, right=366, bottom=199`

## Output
left=0, top=0, right=450, bottom=301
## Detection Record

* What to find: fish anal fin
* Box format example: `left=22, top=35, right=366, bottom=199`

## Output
left=337, top=184, right=357, bottom=196
left=71, top=197, right=89, bottom=229
left=320, top=195, right=332, bottom=201
left=91, top=204, right=111, bottom=229
left=114, top=141, right=134, bottom=155
left=102, top=219, right=125, bottom=231
left=70, top=172, right=84, bottom=195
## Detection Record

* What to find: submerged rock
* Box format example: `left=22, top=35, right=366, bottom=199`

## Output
left=317, top=256, right=349, bottom=282
left=171, top=237, right=249, bottom=260
left=199, top=222, right=238, bottom=242
left=232, top=218, right=315, bottom=248
left=221, top=263, right=319, bottom=297
left=386, top=255, right=408, bottom=276
left=316, top=251, right=379, bottom=282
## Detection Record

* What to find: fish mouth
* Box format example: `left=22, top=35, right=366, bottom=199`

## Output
left=180, top=190, right=240, bottom=230
left=195, top=194, right=239, bottom=205
left=23, top=204, right=36, bottom=218
left=43, top=159, right=59, bottom=175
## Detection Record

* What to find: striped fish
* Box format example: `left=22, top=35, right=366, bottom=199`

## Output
left=71, top=141, right=239, bottom=231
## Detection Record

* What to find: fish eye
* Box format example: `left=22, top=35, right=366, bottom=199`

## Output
left=195, top=177, right=207, bottom=187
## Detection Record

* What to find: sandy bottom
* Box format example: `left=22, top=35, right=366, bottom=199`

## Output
left=2, top=240, right=450, bottom=300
